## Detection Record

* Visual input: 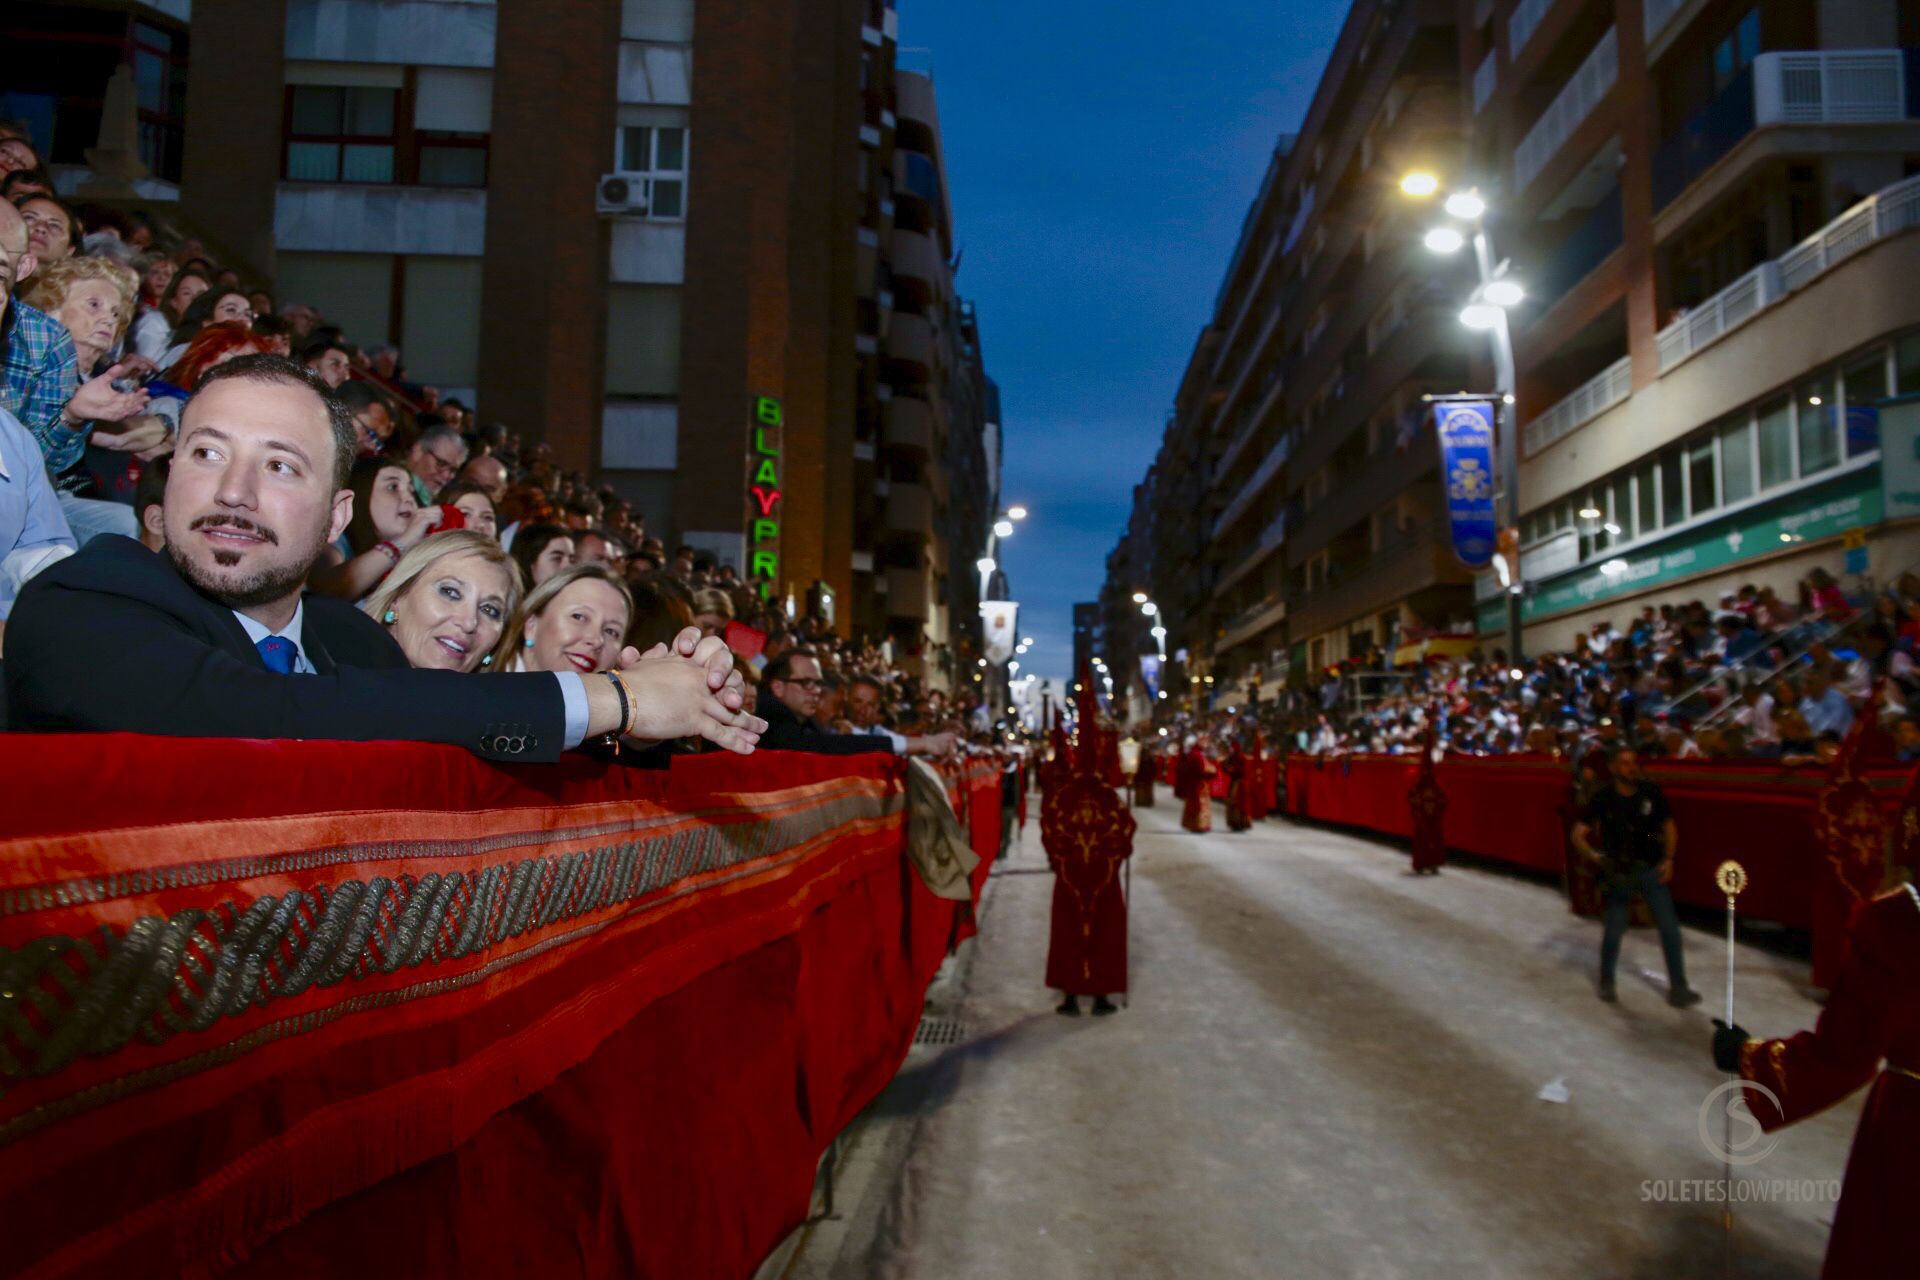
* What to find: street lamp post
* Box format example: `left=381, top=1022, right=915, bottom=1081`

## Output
left=1404, top=172, right=1526, bottom=664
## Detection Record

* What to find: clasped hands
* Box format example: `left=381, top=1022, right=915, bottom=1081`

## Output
left=608, top=626, right=766, bottom=754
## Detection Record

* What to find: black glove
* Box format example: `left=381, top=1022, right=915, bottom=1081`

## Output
left=1711, top=1017, right=1751, bottom=1072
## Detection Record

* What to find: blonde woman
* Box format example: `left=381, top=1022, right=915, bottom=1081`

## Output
left=361, top=530, right=521, bottom=672
left=494, top=563, right=633, bottom=674
left=691, top=586, right=734, bottom=640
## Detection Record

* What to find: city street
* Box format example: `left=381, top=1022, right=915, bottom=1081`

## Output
left=778, top=806, right=1857, bottom=1280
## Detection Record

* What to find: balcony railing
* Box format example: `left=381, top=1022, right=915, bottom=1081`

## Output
left=1508, top=0, right=1555, bottom=61
left=1656, top=261, right=1781, bottom=373
left=1216, top=510, right=1290, bottom=598
left=1522, top=355, right=1631, bottom=455
left=1643, top=0, right=1691, bottom=45
left=1514, top=26, right=1618, bottom=191
left=1213, top=433, right=1293, bottom=537
left=1654, top=50, right=1914, bottom=211
left=1217, top=593, right=1288, bottom=654
left=1757, top=49, right=1908, bottom=125
left=1472, top=49, right=1498, bottom=115
left=1656, top=172, right=1920, bottom=373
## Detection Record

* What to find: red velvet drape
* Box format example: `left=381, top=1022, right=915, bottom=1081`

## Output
left=0, top=736, right=999, bottom=1280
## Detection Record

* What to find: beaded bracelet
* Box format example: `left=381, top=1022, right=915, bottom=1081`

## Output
left=374, top=540, right=401, bottom=564
left=603, top=670, right=634, bottom=738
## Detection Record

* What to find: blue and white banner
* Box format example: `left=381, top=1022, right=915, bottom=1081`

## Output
left=1139, top=654, right=1162, bottom=700
left=1434, top=402, right=1497, bottom=569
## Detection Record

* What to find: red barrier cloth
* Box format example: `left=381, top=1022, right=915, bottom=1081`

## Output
left=0, top=736, right=998, bottom=1280
left=1282, top=753, right=1910, bottom=936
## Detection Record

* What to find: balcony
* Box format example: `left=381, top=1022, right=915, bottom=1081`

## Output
left=897, top=70, right=938, bottom=130
left=1535, top=184, right=1622, bottom=301
left=1215, top=509, right=1290, bottom=598
left=884, top=395, right=936, bottom=458
left=1213, top=434, right=1293, bottom=537
left=885, top=566, right=931, bottom=621
left=1288, top=524, right=1465, bottom=641
left=884, top=482, right=933, bottom=540
left=1508, top=0, right=1556, bottom=62
left=885, top=311, right=935, bottom=373
left=1656, top=171, right=1920, bottom=374
left=1514, top=26, right=1618, bottom=192
left=1522, top=354, right=1631, bottom=456
left=1654, top=50, right=1915, bottom=211
left=1217, top=593, right=1288, bottom=655
left=896, top=149, right=940, bottom=208
left=890, top=229, right=945, bottom=293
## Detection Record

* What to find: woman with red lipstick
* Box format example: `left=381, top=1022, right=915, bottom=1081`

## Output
left=496, top=564, right=633, bottom=676
left=361, top=530, right=522, bottom=673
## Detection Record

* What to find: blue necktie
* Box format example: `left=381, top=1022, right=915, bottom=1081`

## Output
left=256, top=635, right=299, bottom=674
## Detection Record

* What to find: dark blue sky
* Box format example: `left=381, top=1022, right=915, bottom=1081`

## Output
left=904, top=1, right=1348, bottom=691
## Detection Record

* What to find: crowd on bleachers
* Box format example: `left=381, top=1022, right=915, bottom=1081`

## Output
left=0, top=125, right=986, bottom=756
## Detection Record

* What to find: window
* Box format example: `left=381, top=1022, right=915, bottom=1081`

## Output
left=1842, top=349, right=1888, bottom=458
left=1660, top=448, right=1686, bottom=527
left=1609, top=475, right=1633, bottom=540
left=418, top=135, right=489, bottom=187
left=1721, top=415, right=1755, bottom=504
left=285, top=86, right=397, bottom=183
left=1635, top=459, right=1658, bottom=534
left=1757, top=394, right=1793, bottom=489
left=1687, top=437, right=1718, bottom=516
left=616, top=125, right=689, bottom=219
left=1796, top=372, right=1838, bottom=476
left=1713, top=8, right=1761, bottom=92
left=1898, top=332, right=1920, bottom=395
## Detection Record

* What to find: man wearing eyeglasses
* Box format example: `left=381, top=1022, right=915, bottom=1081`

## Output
left=403, top=425, right=468, bottom=507
left=758, top=649, right=956, bottom=756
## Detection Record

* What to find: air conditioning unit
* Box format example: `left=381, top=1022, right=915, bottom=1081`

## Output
left=596, top=173, right=648, bottom=217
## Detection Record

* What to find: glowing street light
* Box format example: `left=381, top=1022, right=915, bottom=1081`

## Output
left=1131, top=591, right=1148, bottom=604
left=1459, top=303, right=1502, bottom=330
left=1482, top=278, right=1525, bottom=308
left=1444, top=190, right=1487, bottom=221
left=1141, top=601, right=1158, bottom=616
left=993, top=519, right=1015, bottom=538
left=1400, top=170, right=1440, bottom=198
left=1424, top=226, right=1465, bottom=255
left=1007, top=505, right=1028, bottom=520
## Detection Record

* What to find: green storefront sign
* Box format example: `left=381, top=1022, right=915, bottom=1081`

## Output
left=1477, top=465, right=1882, bottom=633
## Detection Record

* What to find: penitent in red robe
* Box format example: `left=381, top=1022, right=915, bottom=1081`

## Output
left=1133, top=754, right=1156, bottom=808
left=1224, top=748, right=1251, bottom=831
left=1739, top=884, right=1920, bottom=1279
left=1043, top=774, right=1135, bottom=995
left=1179, top=750, right=1217, bottom=833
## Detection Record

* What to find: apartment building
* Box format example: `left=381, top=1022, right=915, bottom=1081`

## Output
left=1467, top=0, right=1920, bottom=652
left=9, top=0, right=996, bottom=678
left=1103, top=0, right=1475, bottom=712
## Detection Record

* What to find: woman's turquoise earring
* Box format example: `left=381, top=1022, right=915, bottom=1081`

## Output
left=524, top=637, right=534, bottom=648
left=382, top=609, right=396, bottom=625
left=481, top=654, right=493, bottom=667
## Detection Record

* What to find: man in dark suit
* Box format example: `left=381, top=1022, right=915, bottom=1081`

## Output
left=4, top=356, right=763, bottom=761
left=755, top=649, right=955, bottom=757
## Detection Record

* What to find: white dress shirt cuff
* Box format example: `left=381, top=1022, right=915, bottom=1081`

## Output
left=556, top=672, right=590, bottom=748
left=878, top=727, right=908, bottom=755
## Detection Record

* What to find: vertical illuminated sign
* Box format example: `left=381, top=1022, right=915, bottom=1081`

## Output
left=748, top=395, right=783, bottom=598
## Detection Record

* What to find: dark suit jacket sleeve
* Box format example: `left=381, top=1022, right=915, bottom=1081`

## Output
left=755, top=702, right=896, bottom=756
left=6, top=573, right=567, bottom=763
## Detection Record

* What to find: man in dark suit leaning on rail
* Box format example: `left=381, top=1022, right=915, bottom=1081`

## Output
left=3, top=356, right=765, bottom=760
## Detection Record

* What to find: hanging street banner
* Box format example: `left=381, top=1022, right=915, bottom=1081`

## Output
left=745, top=395, right=783, bottom=599
left=981, top=601, right=1019, bottom=665
left=1139, top=654, right=1162, bottom=700
left=1434, top=401, right=1497, bottom=569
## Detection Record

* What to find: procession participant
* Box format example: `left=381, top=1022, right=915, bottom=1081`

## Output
left=1246, top=730, right=1270, bottom=822
left=1045, top=684, right=1135, bottom=1017
left=1225, top=737, right=1252, bottom=832
left=1133, top=744, right=1157, bottom=808
left=1712, top=882, right=1919, bottom=1279
left=1569, top=746, right=1703, bottom=1006
left=1179, top=737, right=1218, bottom=834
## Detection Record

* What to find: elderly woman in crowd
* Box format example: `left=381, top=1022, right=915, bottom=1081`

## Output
left=361, top=530, right=519, bottom=672
left=311, top=457, right=447, bottom=602
left=128, top=264, right=210, bottom=362
left=510, top=523, right=576, bottom=588
left=16, top=194, right=79, bottom=263
left=495, top=564, right=633, bottom=675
